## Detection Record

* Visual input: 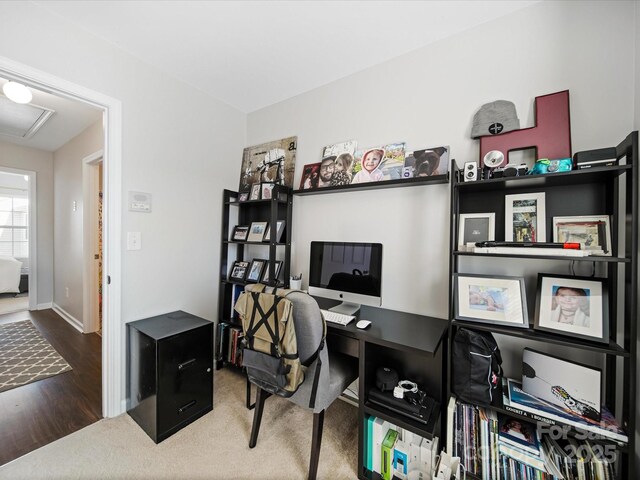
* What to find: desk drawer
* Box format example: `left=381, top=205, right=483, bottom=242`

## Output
left=327, top=332, right=359, bottom=358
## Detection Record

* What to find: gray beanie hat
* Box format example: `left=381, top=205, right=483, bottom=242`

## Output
left=471, top=100, right=520, bottom=138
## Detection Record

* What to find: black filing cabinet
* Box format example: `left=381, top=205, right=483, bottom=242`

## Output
left=127, top=311, right=213, bottom=443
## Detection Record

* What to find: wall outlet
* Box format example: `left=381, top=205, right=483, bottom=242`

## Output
left=65, top=287, right=69, bottom=298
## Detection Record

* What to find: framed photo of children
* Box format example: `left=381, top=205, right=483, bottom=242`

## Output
left=229, top=261, right=249, bottom=282
left=246, top=259, right=266, bottom=283
left=505, top=192, right=546, bottom=242
left=454, top=274, right=528, bottom=328
left=534, top=274, right=608, bottom=343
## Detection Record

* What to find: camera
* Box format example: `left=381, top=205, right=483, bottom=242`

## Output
left=490, top=163, right=528, bottom=179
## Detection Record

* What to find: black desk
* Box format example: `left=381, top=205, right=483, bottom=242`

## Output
left=315, top=298, right=448, bottom=480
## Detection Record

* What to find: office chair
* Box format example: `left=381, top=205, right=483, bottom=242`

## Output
left=247, top=290, right=359, bottom=480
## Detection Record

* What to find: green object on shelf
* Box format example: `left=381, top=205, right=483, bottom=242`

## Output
left=381, top=429, right=398, bottom=480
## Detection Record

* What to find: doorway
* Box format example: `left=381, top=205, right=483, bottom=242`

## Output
left=83, top=151, right=103, bottom=334
left=0, top=55, right=123, bottom=418
left=0, top=167, right=36, bottom=314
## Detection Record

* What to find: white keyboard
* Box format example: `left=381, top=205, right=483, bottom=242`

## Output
left=321, top=309, right=355, bottom=326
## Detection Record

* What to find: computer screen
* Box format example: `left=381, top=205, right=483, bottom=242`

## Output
left=308, top=241, right=382, bottom=314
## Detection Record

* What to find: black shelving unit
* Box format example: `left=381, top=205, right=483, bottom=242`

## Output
left=217, top=184, right=293, bottom=371
left=447, top=131, right=638, bottom=479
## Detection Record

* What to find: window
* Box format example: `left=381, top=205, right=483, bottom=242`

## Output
left=0, top=193, right=28, bottom=258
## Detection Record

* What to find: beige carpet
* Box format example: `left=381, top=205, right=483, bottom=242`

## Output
left=0, top=367, right=359, bottom=479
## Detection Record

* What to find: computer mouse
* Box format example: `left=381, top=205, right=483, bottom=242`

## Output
left=356, top=320, right=371, bottom=329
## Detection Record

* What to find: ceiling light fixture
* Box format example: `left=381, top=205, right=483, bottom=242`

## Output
left=2, top=81, right=33, bottom=104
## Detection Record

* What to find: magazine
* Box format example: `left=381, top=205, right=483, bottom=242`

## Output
left=505, top=379, right=627, bottom=444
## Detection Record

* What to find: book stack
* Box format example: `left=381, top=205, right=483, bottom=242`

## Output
left=365, top=415, right=438, bottom=479
left=448, top=394, right=621, bottom=480
left=215, top=323, right=244, bottom=367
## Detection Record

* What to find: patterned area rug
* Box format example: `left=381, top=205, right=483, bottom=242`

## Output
left=0, top=320, right=72, bottom=393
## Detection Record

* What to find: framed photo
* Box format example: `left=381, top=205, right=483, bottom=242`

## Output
left=454, top=274, right=528, bottom=328
left=249, top=183, right=261, bottom=201
left=552, top=215, right=611, bottom=256
left=229, top=261, right=249, bottom=282
left=231, top=225, right=249, bottom=241
left=299, top=162, right=321, bottom=190
left=261, top=260, right=283, bottom=284
left=247, top=222, right=268, bottom=242
left=246, top=259, right=266, bottom=283
left=458, top=213, right=495, bottom=250
left=263, top=220, right=286, bottom=243
left=522, top=348, right=601, bottom=421
left=403, top=146, right=450, bottom=178
left=238, top=192, right=249, bottom=202
left=534, top=273, right=608, bottom=344
left=238, top=136, right=297, bottom=193
left=505, top=192, right=546, bottom=242
left=261, top=182, right=275, bottom=200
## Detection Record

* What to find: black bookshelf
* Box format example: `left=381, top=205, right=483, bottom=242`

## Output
left=446, top=132, right=638, bottom=479
left=217, top=186, right=293, bottom=372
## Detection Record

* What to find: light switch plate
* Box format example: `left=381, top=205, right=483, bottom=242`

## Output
left=127, top=232, right=141, bottom=250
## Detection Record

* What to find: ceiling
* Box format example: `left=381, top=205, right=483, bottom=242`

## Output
left=35, top=0, right=539, bottom=113
left=0, top=77, right=102, bottom=152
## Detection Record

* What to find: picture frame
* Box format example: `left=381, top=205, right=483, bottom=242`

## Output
left=458, top=213, right=495, bottom=250
left=522, top=348, right=601, bottom=421
left=261, top=260, right=283, bottom=284
left=238, top=136, right=297, bottom=193
left=299, top=162, right=321, bottom=190
left=534, top=273, right=608, bottom=344
left=454, top=273, right=528, bottom=328
left=263, top=220, right=286, bottom=243
left=249, top=183, right=261, bottom=201
left=238, top=192, right=249, bottom=202
left=261, top=182, right=275, bottom=200
left=246, top=259, right=266, bottom=283
left=247, top=222, right=268, bottom=242
left=552, top=215, right=612, bottom=256
left=229, top=260, right=249, bottom=282
left=231, top=225, right=249, bottom=241
left=505, top=192, right=546, bottom=242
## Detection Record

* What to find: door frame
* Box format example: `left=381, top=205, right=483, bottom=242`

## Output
left=0, top=166, right=37, bottom=310
left=0, top=55, right=123, bottom=417
left=82, top=150, right=103, bottom=334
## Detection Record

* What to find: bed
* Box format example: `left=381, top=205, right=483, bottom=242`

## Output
left=0, top=256, right=24, bottom=294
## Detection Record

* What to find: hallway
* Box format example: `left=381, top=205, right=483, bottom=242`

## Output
left=0, top=309, right=102, bottom=465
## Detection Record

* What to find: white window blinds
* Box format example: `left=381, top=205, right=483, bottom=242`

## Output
left=0, top=192, right=28, bottom=258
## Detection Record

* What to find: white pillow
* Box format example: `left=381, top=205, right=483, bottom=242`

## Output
left=0, top=256, right=22, bottom=293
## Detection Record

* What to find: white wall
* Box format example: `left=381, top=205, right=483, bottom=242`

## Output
left=0, top=141, right=53, bottom=305
left=0, top=2, right=246, bottom=401
left=247, top=0, right=636, bottom=318
left=53, top=121, right=103, bottom=322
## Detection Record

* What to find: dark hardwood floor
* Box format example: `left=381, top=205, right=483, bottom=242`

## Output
left=0, top=309, right=102, bottom=466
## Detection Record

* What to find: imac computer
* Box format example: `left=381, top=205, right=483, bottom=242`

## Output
left=308, top=241, right=382, bottom=315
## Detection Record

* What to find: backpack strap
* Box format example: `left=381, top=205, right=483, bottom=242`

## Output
left=245, top=291, right=285, bottom=357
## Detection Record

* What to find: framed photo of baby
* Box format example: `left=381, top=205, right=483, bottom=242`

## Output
left=534, top=274, right=608, bottom=343
left=454, top=274, right=528, bottom=328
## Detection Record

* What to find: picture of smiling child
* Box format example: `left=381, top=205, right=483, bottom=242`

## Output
left=351, top=148, right=385, bottom=184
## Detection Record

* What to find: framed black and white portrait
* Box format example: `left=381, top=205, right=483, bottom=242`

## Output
left=458, top=213, right=495, bottom=250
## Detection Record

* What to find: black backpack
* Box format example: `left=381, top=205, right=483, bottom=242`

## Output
left=452, top=328, right=503, bottom=406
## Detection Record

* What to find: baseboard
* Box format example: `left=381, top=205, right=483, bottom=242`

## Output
left=52, top=304, right=84, bottom=333
left=36, top=302, right=53, bottom=310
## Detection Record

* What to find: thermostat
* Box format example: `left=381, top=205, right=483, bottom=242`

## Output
left=129, top=191, right=152, bottom=213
